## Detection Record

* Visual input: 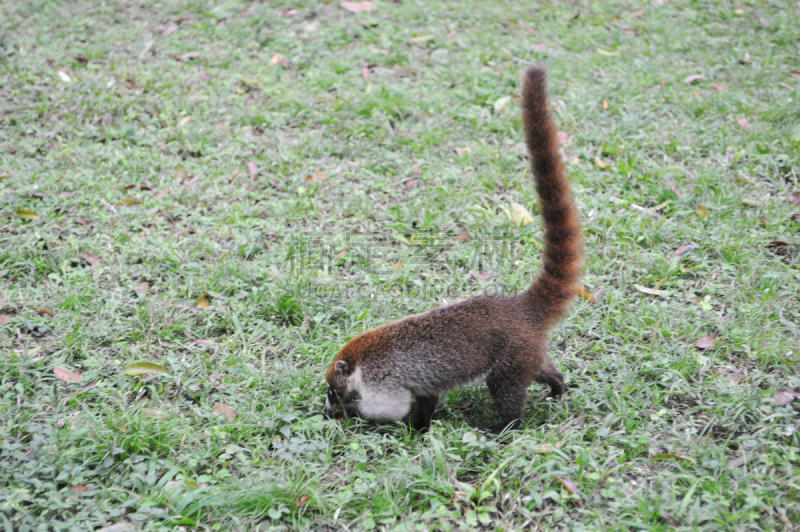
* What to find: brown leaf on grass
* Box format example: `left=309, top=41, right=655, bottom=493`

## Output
left=182, top=175, right=198, bottom=187
left=651, top=453, right=696, bottom=464
left=0, top=316, right=8, bottom=326
left=246, top=161, right=258, bottom=180
left=32, top=307, right=54, bottom=317
left=683, top=74, right=705, bottom=83
left=305, top=172, right=327, bottom=181
left=189, top=339, right=209, bottom=347
left=300, top=317, right=310, bottom=334
left=695, top=205, right=709, bottom=219
left=116, top=197, right=136, bottom=206
left=772, top=390, right=798, bottom=406
left=69, top=485, right=90, bottom=494
left=557, top=132, right=568, bottom=144
left=341, top=1, right=376, bottom=13
left=788, top=192, right=800, bottom=205
left=54, top=368, right=83, bottom=383
left=196, top=292, right=211, bottom=308
left=712, top=84, right=724, bottom=92
left=695, top=336, right=716, bottom=349
left=269, top=53, right=289, bottom=68
left=741, top=198, right=760, bottom=207
left=454, top=147, right=470, bottom=155
left=736, top=117, right=751, bottom=130
left=155, top=24, right=179, bottom=37
left=594, top=157, right=609, bottom=169
left=0, top=172, right=10, bottom=179
left=576, top=286, right=595, bottom=303
left=295, top=495, right=310, bottom=507
left=554, top=476, right=584, bottom=508
left=213, top=403, right=235, bottom=420
left=80, top=252, right=101, bottom=266
left=471, top=271, right=493, bottom=284
left=658, top=510, right=682, bottom=527
left=133, top=282, right=149, bottom=298
left=766, top=240, right=789, bottom=250
left=672, top=244, right=697, bottom=257
left=405, top=178, right=419, bottom=189
left=361, top=67, right=369, bottom=79
left=16, top=209, right=39, bottom=220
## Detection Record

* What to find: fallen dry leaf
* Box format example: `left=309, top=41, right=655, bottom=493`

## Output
left=196, top=292, right=211, bottom=308
left=177, top=51, right=200, bottom=61
left=295, top=495, right=310, bottom=507
left=0, top=316, right=10, bottom=325
left=634, top=284, right=668, bottom=296
left=340, top=1, right=376, bottom=13
left=658, top=510, right=682, bottom=527
left=189, top=339, right=210, bottom=347
left=576, top=286, right=595, bottom=303
left=454, top=147, right=470, bottom=155
left=712, top=84, right=724, bottom=92
left=554, top=476, right=584, bottom=508
left=683, top=74, right=705, bottom=83
left=695, top=205, right=709, bottom=219
left=405, top=178, right=419, bottom=189
left=301, top=316, right=310, bottom=334
left=0, top=172, right=10, bottom=179
left=741, top=198, right=760, bottom=207
left=213, top=403, right=235, bottom=420
left=69, top=485, right=90, bottom=494
left=133, top=282, right=149, bottom=298
left=80, top=252, right=101, bottom=266
left=269, top=53, right=289, bottom=68
left=246, top=161, right=258, bottom=180
left=142, top=408, right=169, bottom=419
left=54, top=368, right=83, bottom=383
left=16, top=209, right=39, bottom=220
left=509, top=202, right=534, bottom=226
left=736, top=117, right=751, bottom=130
left=695, top=336, right=716, bottom=349
left=557, top=132, right=568, bottom=144
left=76, top=381, right=99, bottom=394
left=124, top=362, right=168, bottom=376
left=78, top=217, right=90, bottom=226
left=773, top=389, right=798, bottom=406
left=672, top=244, right=697, bottom=257
left=788, top=192, right=800, bottom=205
left=32, top=307, right=54, bottom=317
left=594, top=157, right=609, bottom=169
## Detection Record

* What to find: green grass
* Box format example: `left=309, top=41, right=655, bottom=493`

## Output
left=1, top=0, right=799, bottom=530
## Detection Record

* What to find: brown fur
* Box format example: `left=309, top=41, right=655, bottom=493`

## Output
left=325, top=66, right=583, bottom=431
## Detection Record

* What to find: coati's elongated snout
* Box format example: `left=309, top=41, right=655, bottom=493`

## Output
left=325, top=359, right=358, bottom=412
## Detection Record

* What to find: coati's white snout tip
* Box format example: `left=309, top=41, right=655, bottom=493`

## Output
left=325, top=397, right=334, bottom=412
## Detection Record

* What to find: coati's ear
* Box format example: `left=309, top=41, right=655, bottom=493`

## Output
left=334, top=360, right=352, bottom=377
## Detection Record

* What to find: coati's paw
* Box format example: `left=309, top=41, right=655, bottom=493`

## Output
left=343, top=402, right=363, bottom=418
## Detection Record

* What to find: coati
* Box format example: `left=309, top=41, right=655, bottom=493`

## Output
left=325, top=66, right=583, bottom=431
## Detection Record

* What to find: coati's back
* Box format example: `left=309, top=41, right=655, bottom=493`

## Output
left=325, top=67, right=582, bottom=431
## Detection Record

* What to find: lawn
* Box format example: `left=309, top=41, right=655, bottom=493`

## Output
left=1, top=0, right=799, bottom=530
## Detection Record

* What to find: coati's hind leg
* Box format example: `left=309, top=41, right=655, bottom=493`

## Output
left=412, top=395, right=439, bottom=432
left=535, top=358, right=565, bottom=398
left=345, top=386, right=412, bottom=423
left=486, top=368, right=532, bottom=432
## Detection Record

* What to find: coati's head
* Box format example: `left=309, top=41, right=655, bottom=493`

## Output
left=325, top=357, right=358, bottom=412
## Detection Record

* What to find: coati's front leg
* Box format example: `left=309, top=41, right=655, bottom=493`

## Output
left=412, top=395, right=439, bottom=432
left=535, top=358, right=565, bottom=398
left=486, top=369, right=531, bottom=432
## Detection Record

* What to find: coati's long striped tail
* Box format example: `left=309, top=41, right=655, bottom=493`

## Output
left=521, top=67, right=583, bottom=326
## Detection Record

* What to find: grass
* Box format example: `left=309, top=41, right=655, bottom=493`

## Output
left=1, top=0, right=799, bottom=530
